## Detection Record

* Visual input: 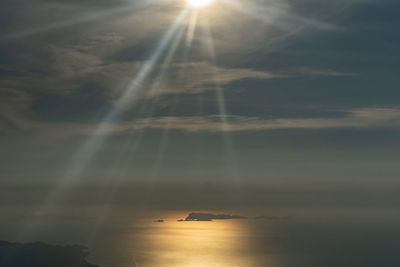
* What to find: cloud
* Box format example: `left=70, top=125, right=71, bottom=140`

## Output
left=0, top=0, right=365, bottom=133
left=0, top=88, right=31, bottom=136
left=102, top=107, right=400, bottom=133
left=0, top=0, right=398, bottom=147
left=29, top=83, right=112, bottom=123
left=288, top=68, right=357, bottom=77
left=16, top=107, right=400, bottom=140
left=143, top=61, right=283, bottom=96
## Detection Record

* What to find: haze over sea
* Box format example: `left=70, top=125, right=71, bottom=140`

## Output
left=1, top=208, right=399, bottom=267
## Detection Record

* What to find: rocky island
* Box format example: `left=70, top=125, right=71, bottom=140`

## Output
left=184, top=213, right=247, bottom=221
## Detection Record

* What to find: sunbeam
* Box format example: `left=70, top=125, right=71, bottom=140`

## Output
left=104, top=9, right=189, bottom=113
left=200, top=18, right=229, bottom=131
left=0, top=3, right=143, bottom=42
left=56, top=8, right=188, bottom=186
left=186, top=11, right=199, bottom=48
left=78, top=128, right=147, bottom=248
left=14, top=7, right=190, bottom=241
left=200, top=16, right=242, bottom=193
left=220, top=0, right=338, bottom=32
left=187, top=0, right=214, bottom=8
left=149, top=22, right=188, bottom=96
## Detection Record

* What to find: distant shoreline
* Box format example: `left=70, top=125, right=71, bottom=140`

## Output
left=0, top=240, right=98, bottom=267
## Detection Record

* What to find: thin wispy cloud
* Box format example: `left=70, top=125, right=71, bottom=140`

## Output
left=108, top=108, right=400, bottom=133
left=14, top=108, right=400, bottom=140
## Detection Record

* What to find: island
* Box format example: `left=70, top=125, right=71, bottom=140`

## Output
left=0, top=240, right=98, bottom=267
left=183, top=212, right=247, bottom=221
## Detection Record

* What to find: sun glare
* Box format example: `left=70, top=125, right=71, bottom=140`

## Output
left=186, top=0, right=213, bottom=8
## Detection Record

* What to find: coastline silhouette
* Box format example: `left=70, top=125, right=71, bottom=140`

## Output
left=0, top=240, right=98, bottom=267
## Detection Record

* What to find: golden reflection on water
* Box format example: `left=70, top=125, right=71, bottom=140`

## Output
left=132, top=215, right=265, bottom=267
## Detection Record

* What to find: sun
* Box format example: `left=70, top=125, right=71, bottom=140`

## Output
left=186, top=0, right=214, bottom=8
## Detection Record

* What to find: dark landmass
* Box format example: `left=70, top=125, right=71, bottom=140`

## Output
left=154, top=219, right=164, bottom=222
left=0, top=240, right=98, bottom=267
left=185, top=213, right=247, bottom=221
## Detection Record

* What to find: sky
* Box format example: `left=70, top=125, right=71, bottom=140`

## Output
left=0, top=0, right=400, bottom=214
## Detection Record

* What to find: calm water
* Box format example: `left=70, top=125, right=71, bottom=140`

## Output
left=90, top=219, right=266, bottom=267
left=1, top=212, right=400, bottom=267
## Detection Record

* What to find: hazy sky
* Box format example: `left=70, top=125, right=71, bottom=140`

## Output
left=1, top=0, right=400, bottom=211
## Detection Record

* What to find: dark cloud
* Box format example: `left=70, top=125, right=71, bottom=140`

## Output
left=30, top=83, right=112, bottom=123
left=1, top=0, right=398, bottom=128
